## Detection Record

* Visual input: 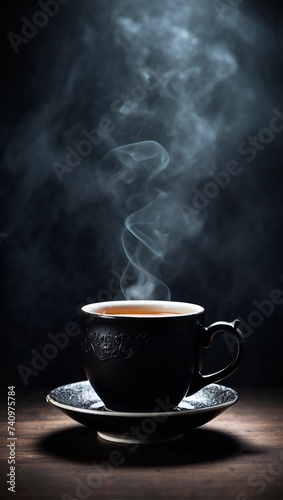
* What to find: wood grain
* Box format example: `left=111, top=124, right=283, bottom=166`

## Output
left=0, top=388, right=283, bottom=499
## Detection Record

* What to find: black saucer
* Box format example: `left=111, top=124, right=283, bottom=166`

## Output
left=46, top=381, right=238, bottom=443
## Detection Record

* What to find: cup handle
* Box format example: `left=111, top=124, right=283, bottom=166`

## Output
left=188, top=319, right=245, bottom=395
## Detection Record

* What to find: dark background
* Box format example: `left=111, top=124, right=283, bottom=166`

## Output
left=1, top=0, right=283, bottom=390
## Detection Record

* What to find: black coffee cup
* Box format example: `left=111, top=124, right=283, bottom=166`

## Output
left=81, top=300, right=244, bottom=412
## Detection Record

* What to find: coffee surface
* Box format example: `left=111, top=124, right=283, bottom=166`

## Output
left=97, top=308, right=181, bottom=316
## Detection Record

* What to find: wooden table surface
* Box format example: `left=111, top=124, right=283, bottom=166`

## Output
left=0, top=387, right=283, bottom=500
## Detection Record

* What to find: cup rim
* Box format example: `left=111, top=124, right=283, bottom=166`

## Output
left=81, top=300, right=205, bottom=317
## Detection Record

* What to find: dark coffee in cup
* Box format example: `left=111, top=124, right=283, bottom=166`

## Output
left=81, top=300, right=244, bottom=412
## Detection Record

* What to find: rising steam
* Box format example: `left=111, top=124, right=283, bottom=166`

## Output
left=2, top=0, right=274, bottom=308
left=95, top=0, right=272, bottom=300
left=97, top=140, right=172, bottom=299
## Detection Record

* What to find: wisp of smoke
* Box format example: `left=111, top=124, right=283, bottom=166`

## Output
left=2, top=0, right=273, bottom=306
left=95, top=0, right=272, bottom=299
left=97, top=140, right=173, bottom=299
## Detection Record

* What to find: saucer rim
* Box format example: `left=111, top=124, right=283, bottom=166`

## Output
left=46, top=381, right=238, bottom=418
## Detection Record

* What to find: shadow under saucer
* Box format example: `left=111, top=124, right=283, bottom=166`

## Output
left=38, top=425, right=259, bottom=467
